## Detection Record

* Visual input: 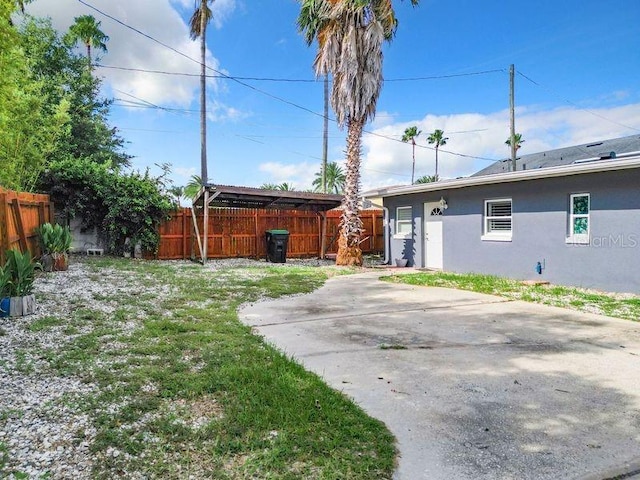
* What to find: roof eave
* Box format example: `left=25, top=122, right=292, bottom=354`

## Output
left=363, top=156, right=640, bottom=199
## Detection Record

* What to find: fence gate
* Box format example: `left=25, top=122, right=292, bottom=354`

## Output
left=0, top=188, right=54, bottom=264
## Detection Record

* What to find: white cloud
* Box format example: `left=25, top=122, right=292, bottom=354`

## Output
left=360, top=103, right=640, bottom=190
left=26, top=0, right=237, bottom=107
left=174, top=166, right=197, bottom=179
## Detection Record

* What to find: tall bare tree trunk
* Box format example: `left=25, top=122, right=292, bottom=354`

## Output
left=435, top=146, right=439, bottom=178
left=336, top=117, right=364, bottom=267
left=199, top=9, right=208, bottom=183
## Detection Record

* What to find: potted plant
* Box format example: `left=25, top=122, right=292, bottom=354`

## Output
left=36, top=223, right=72, bottom=271
left=0, top=262, right=11, bottom=318
left=5, top=249, right=40, bottom=317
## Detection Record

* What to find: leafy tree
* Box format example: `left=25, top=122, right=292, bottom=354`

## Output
left=0, top=6, right=70, bottom=191
left=298, top=0, right=419, bottom=266
left=312, top=161, right=345, bottom=194
left=402, top=126, right=421, bottom=184
left=427, top=129, right=448, bottom=179
left=415, top=174, right=439, bottom=184
left=189, top=0, right=213, bottom=185
left=19, top=17, right=130, bottom=168
left=64, top=14, right=108, bottom=63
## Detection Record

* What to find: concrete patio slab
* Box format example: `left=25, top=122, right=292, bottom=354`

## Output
left=239, top=271, right=640, bottom=480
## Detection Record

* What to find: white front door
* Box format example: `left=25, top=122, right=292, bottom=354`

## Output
left=424, top=202, right=444, bottom=270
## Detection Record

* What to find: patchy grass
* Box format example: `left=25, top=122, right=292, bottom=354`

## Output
left=383, top=271, right=640, bottom=321
left=23, top=258, right=395, bottom=479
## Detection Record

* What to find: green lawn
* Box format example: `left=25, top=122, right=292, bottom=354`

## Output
left=3, top=258, right=396, bottom=479
left=383, top=271, right=640, bottom=321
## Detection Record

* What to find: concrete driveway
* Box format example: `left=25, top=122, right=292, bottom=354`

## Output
left=239, top=271, right=640, bottom=480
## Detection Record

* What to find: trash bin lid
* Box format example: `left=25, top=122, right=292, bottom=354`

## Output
left=266, top=229, right=289, bottom=234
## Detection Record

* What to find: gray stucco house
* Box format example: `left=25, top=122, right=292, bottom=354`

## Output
left=363, top=152, right=640, bottom=294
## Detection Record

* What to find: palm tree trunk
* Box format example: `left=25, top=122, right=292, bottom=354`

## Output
left=199, top=8, right=208, bottom=183
left=435, top=146, right=439, bottom=178
left=336, top=117, right=364, bottom=267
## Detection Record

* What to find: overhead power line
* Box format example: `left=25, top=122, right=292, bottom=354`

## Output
left=97, top=63, right=504, bottom=84
left=79, top=0, right=500, bottom=164
left=517, top=70, right=640, bottom=132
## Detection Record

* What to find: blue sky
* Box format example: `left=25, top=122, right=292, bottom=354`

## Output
left=26, top=0, right=640, bottom=192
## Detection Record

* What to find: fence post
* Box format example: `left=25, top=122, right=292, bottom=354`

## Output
left=182, top=208, right=188, bottom=260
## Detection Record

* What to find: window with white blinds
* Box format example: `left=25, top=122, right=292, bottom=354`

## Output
left=396, top=206, right=412, bottom=236
left=482, top=198, right=512, bottom=241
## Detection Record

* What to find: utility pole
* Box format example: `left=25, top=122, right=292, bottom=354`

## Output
left=320, top=75, right=329, bottom=261
left=509, top=64, right=516, bottom=172
left=322, top=75, right=329, bottom=193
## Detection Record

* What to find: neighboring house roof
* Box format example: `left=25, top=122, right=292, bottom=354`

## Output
left=473, top=134, right=640, bottom=176
left=362, top=153, right=640, bottom=199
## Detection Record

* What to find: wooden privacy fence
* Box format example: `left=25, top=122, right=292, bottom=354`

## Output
left=155, top=208, right=384, bottom=260
left=0, top=187, right=54, bottom=264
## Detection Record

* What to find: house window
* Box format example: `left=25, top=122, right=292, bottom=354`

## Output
left=395, top=206, right=412, bottom=236
left=482, top=198, right=512, bottom=241
left=567, top=193, right=590, bottom=244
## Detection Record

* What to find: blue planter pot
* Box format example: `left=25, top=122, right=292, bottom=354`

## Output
left=0, top=297, right=9, bottom=318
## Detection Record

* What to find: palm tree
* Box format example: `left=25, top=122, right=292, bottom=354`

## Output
left=415, top=174, right=439, bottom=184
left=8, top=0, right=32, bottom=26
left=65, top=15, right=109, bottom=64
left=402, top=126, right=421, bottom=184
left=298, top=0, right=419, bottom=266
left=183, top=174, right=204, bottom=200
left=505, top=133, right=524, bottom=171
left=313, top=161, right=346, bottom=194
left=189, top=0, right=213, bottom=186
left=277, top=182, right=296, bottom=191
left=259, top=182, right=296, bottom=191
left=505, top=133, right=525, bottom=150
left=427, top=129, right=448, bottom=179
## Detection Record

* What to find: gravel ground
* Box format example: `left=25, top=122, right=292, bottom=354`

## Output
left=0, top=256, right=357, bottom=479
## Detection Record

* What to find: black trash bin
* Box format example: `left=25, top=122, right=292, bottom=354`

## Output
left=265, top=229, right=289, bottom=263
